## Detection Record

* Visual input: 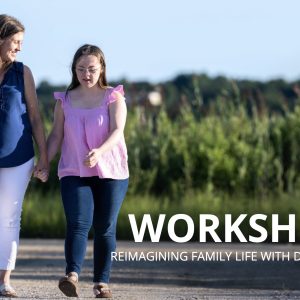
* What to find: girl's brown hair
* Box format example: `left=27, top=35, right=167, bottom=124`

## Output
left=67, top=44, right=108, bottom=92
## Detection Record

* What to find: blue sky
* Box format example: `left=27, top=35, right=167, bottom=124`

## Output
left=2, top=0, right=300, bottom=85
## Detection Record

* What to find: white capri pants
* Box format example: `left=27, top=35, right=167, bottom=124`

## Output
left=0, top=158, right=34, bottom=270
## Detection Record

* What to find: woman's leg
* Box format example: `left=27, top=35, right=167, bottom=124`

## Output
left=91, top=178, right=129, bottom=283
left=60, top=176, right=94, bottom=276
left=0, top=158, right=33, bottom=284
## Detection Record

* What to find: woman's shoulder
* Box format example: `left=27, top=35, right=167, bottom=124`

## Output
left=22, top=64, right=36, bottom=89
left=8, top=61, right=26, bottom=75
left=23, top=64, right=33, bottom=78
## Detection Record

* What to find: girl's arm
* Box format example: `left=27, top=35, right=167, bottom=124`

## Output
left=47, top=100, right=64, bottom=163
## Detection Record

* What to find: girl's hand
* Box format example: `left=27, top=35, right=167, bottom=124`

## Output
left=84, top=149, right=101, bottom=168
left=33, top=169, right=49, bottom=182
left=33, top=158, right=49, bottom=182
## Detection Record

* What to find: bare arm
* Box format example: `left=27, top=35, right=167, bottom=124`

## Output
left=85, top=91, right=127, bottom=168
left=47, top=100, right=64, bottom=163
left=24, top=65, right=48, bottom=181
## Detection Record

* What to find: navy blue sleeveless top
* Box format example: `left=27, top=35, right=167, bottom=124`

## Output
left=0, top=62, right=34, bottom=167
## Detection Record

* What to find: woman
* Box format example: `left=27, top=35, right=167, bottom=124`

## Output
left=0, top=14, right=48, bottom=297
left=47, top=44, right=129, bottom=298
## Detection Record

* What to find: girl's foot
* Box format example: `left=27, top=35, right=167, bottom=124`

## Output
left=58, top=272, right=79, bottom=297
left=93, top=283, right=112, bottom=298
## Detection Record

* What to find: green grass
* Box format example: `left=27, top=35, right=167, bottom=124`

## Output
left=21, top=191, right=66, bottom=238
left=21, top=190, right=300, bottom=242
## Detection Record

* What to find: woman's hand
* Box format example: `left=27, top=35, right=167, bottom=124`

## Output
left=84, top=148, right=102, bottom=168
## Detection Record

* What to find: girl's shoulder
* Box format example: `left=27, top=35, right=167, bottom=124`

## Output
left=107, top=85, right=125, bottom=105
left=53, top=91, right=68, bottom=109
left=53, top=91, right=67, bottom=102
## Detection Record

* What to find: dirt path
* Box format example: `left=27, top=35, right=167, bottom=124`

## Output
left=6, top=240, right=300, bottom=299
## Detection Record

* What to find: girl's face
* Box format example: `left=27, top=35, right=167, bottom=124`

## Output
left=75, top=55, right=101, bottom=88
left=0, top=32, right=24, bottom=63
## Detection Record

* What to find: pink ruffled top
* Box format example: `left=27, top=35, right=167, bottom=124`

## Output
left=54, top=85, right=129, bottom=180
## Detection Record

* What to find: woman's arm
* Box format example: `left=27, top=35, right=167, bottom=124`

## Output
left=23, top=65, right=48, bottom=182
left=47, top=100, right=64, bottom=163
left=84, top=91, right=127, bottom=168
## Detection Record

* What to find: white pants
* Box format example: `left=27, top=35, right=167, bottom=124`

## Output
left=0, top=158, right=34, bottom=270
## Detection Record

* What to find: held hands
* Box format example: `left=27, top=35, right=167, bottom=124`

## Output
left=33, top=158, right=49, bottom=182
left=84, top=148, right=102, bottom=168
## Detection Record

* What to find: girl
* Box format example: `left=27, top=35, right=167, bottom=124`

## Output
left=47, top=44, right=129, bottom=298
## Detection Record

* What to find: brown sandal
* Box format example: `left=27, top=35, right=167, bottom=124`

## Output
left=0, top=284, right=18, bottom=298
left=93, top=284, right=113, bottom=299
left=58, top=272, right=79, bottom=297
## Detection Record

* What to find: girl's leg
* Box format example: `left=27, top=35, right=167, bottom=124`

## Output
left=60, top=176, right=94, bottom=276
left=91, top=178, right=129, bottom=283
left=0, top=158, right=33, bottom=282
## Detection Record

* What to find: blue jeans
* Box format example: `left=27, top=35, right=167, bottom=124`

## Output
left=60, top=176, right=128, bottom=283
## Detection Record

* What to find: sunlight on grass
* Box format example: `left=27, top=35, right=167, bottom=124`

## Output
left=22, top=191, right=300, bottom=242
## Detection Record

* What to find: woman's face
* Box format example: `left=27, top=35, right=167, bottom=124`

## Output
left=0, top=32, right=24, bottom=63
left=75, top=55, right=102, bottom=88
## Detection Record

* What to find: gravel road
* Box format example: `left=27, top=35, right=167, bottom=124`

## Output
left=5, top=240, right=300, bottom=299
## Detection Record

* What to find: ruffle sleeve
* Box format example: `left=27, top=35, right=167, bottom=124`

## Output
left=107, top=85, right=125, bottom=105
left=53, top=92, right=66, bottom=107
